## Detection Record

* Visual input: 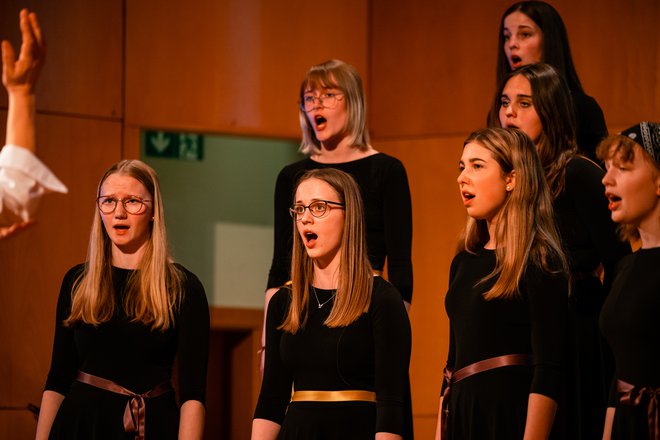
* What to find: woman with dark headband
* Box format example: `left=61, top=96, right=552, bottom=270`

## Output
left=598, top=122, right=660, bottom=440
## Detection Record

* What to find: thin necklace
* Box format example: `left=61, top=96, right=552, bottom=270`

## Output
left=312, top=286, right=336, bottom=309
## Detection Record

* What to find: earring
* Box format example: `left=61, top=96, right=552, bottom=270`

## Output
left=506, top=185, right=512, bottom=191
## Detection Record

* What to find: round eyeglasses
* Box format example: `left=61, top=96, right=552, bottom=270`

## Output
left=97, top=196, right=151, bottom=215
left=289, top=200, right=345, bottom=221
left=300, top=92, right=344, bottom=112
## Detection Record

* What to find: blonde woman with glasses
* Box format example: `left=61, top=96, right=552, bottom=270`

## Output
left=264, top=60, right=413, bottom=355
left=253, top=168, right=412, bottom=439
left=35, top=160, right=210, bottom=440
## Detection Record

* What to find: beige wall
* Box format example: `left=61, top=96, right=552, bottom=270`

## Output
left=1, top=0, right=658, bottom=438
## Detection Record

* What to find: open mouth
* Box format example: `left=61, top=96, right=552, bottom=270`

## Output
left=314, top=115, right=327, bottom=129
left=505, top=123, right=519, bottom=129
left=304, top=232, right=318, bottom=245
left=462, top=191, right=475, bottom=204
left=605, top=193, right=621, bottom=210
left=114, top=225, right=129, bottom=230
left=510, top=55, right=522, bottom=67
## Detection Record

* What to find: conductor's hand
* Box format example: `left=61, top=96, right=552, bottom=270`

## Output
left=0, top=220, right=34, bottom=240
left=2, top=9, right=46, bottom=95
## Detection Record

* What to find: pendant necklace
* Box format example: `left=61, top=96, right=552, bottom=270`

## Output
left=312, top=286, right=336, bottom=309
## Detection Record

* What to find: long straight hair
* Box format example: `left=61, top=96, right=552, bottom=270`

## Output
left=281, top=168, right=373, bottom=333
left=65, top=160, right=183, bottom=331
left=489, top=63, right=577, bottom=198
left=496, top=1, right=583, bottom=93
left=298, top=60, right=370, bottom=155
left=462, top=128, right=567, bottom=300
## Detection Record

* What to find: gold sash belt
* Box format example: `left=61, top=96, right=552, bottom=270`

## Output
left=291, top=390, right=376, bottom=402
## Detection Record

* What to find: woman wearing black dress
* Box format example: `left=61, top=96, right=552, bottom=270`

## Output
left=436, top=128, right=568, bottom=439
left=493, top=63, right=631, bottom=439
left=264, top=59, right=413, bottom=329
left=597, top=122, right=660, bottom=440
left=253, top=168, right=412, bottom=439
left=493, top=1, right=607, bottom=159
left=35, top=160, right=210, bottom=440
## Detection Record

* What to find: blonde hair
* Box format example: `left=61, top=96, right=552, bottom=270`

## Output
left=298, top=59, right=370, bottom=155
left=65, top=160, right=183, bottom=330
left=597, top=134, right=660, bottom=242
left=462, top=128, right=568, bottom=300
left=280, top=168, right=373, bottom=333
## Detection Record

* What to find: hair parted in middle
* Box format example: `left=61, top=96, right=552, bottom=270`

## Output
left=298, top=59, right=370, bottom=155
left=489, top=63, right=577, bottom=199
left=462, top=127, right=568, bottom=300
left=66, top=159, right=183, bottom=331
left=280, top=168, right=373, bottom=333
left=496, top=1, right=584, bottom=93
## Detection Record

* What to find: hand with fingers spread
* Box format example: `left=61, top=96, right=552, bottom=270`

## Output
left=0, top=9, right=66, bottom=239
left=2, top=8, right=46, bottom=96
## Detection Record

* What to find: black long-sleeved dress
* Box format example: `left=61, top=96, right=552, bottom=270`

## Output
left=267, top=153, right=413, bottom=303
left=600, top=247, right=660, bottom=440
left=442, top=249, right=568, bottom=439
left=553, top=156, right=631, bottom=439
left=255, top=276, right=413, bottom=439
left=45, top=264, right=210, bottom=440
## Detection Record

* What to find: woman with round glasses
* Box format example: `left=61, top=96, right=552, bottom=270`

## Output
left=437, top=128, right=568, bottom=439
left=35, top=160, right=210, bottom=440
left=597, top=122, right=660, bottom=440
left=253, top=168, right=412, bottom=439
left=265, top=59, right=413, bottom=323
left=494, top=1, right=607, bottom=160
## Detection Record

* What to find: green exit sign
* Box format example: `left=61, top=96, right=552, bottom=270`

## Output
left=145, top=131, right=204, bottom=161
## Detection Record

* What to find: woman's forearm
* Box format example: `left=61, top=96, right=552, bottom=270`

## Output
left=523, top=393, right=557, bottom=440
left=34, top=390, right=64, bottom=440
left=178, top=399, right=205, bottom=440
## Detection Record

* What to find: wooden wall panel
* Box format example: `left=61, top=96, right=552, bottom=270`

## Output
left=125, top=0, right=368, bottom=138
left=0, top=1, right=123, bottom=118
left=370, top=0, right=660, bottom=139
left=0, top=114, right=122, bottom=439
left=377, top=136, right=467, bottom=429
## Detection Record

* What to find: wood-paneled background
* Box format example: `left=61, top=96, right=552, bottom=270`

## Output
left=1, top=0, right=657, bottom=438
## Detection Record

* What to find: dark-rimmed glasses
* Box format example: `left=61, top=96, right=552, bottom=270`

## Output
left=97, top=196, right=151, bottom=214
left=300, top=93, right=344, bottom=112
left=289, top=200, right=345, bottom=221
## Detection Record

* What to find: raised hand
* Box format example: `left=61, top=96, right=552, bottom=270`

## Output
left=2, top=9, right=46, bottom=95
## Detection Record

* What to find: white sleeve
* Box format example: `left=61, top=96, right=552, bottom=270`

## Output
left=0, top=144, right=68, bottom=226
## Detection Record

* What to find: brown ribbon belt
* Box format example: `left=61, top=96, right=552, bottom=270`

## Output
left=76, top=371, right=172, bottom=440
left=290, top=390, right=376, bottom=402
left=617, top=378, right=660, bottom=440
left=441, top=354, right=532, bottom=440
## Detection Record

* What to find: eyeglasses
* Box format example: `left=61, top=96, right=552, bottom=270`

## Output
left=289, top=200, right=345, bottom=221
left=97, top=196, right=151, bottom=214
left=300, top=92, right=344, bottom=112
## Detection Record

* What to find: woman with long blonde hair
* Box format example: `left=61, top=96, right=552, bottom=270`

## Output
left=35, top=160, right=210, bottom=440
left=437, top=128, right=568, bottom=439
left=253, top=168, right=412, bottom=439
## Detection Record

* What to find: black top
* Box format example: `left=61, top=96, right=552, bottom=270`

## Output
left=600, top=247, right=660, bottom=391
left=45, top=264, right=210, bottom=404
left=267, top=153, right=414, bottom=302
left=443, top=249, right=568, bottom=401
left=554, top=156, right=630, bottom=294
left=572, top=91, right=608, bottom=162
left=255, top=276, right=412, bottom=436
